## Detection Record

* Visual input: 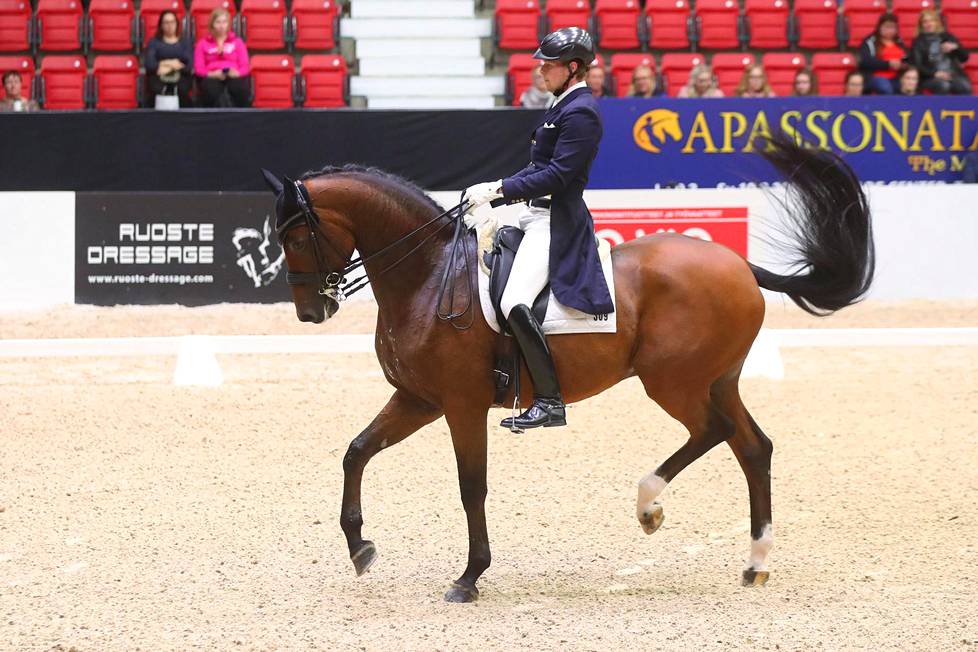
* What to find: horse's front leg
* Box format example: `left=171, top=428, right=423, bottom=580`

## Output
left=443, top=406, right=491, bottom=603
left=341, top=389, right=442, bottom=576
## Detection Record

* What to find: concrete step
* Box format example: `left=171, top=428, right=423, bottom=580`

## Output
left=358, top=57, right=486, bottom=77
left=342, top=17, right=491, bottom=39
left=351, top=0, right=475, bottom=18
left=367, top=96, right=497, bottom=109
left=351, top=75, right=505, bottom=97
left=356, top=38, right=482, bottom=57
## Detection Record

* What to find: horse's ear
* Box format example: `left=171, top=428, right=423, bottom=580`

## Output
left=260, top=168, right=284, bottom=195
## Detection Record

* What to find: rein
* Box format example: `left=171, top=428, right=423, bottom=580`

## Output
left=276, top=180, right=475, bottom=328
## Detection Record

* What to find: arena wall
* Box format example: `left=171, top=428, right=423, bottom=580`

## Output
left=1, top=186, right=977, bottom=309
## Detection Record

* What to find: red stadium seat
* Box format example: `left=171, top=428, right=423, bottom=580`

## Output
left=238, top=0, right=287, bottom=51
left=761, top=52, right=807, bottom=95
left=712, top=51, right=755, bottom=94
left=0, top=0, right=31, bottom=52
left=660, top=52, right=705, bottom=96
left=250, top=53, right=296, bottom=107
left=291, top=0, right=339, bottom=51
left=892, top=0, right=934, bottom=45
left=963, top=56, right=978, bottom=91
left=139, top=0, right=184, bottom=47
left=610, top=52, right=655, bottom=96
left=88, top=0, right=136, bottom=52
left=841, top=0, right=885, bottom=48
left=0, top=54, right=34, bottom=97
left=594, top=0, right=641, bottom=50
left=544, top=0, right=591, bottom=33
left=507, top=51, right=537, bottom=105
left=942, top=0, right=978, bottom=49
left=36, top=0, right=84, bottom=51
left=92, top=54, right=138, bottom=108
left=38, top=54, right=86, bottom=108
left=743, top=0, right=790, bottom=49
left=299, top=53, right=346, bottom=107
left=694, top=0, right=742, bottom=50
left=495, top=0, right=541, bottom=51
left=792, top=0, right=840, bottom=50
left=811, top=50, right=855, bottom=94
left=644, top=0, right=692, bottom=50
left=189, top=0, right=235, bottom=42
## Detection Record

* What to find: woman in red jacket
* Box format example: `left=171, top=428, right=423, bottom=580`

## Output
left=194, top=7, right=252, bottom=108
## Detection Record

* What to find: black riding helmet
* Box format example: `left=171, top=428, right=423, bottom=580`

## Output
left=533, top=27, right=595, bottom=66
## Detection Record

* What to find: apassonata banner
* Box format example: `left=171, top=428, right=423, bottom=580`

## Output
left=589, top=96, right=978, bottom=189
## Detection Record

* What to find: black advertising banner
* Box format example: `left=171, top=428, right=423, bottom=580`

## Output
left=76, top=193, right=291, bottom=305
left=0, top=109, right=543, bottom=192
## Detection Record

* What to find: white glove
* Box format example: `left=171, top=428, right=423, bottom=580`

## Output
left=463, top=180, right=503, bottom=215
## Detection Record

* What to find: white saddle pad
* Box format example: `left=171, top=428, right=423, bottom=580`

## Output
left=476, top=224, right=617, bottom=336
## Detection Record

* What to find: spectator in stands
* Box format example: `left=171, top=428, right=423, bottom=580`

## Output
left=627, top=65, right=661, bottom=98
left=858, top=13, right=907, bottom=95
left=0, top=71, right=39, bottom=112
left=910, top=9, right=972, bottom=95
left=144, top=11, right=194, bottom=107
left=844, top=70, right=866, bottom=96
left=586, top=66, right=607, bottom=98
left=194, top=7, right=252, bottom=108
left=735, top=64, right=776, bottom=97
left=792, top=68, right=818, bottom=97
left=898, top=65, right=920, bottom=95
left=520, top=67, right=553, bottom=108
left=678, top=65, right=724, bottom=98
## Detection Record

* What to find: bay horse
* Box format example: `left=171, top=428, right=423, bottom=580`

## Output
left=262, top=136, right=874, bottom=602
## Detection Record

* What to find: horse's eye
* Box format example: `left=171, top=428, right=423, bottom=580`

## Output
left=289, top=237, right=308, bottom=252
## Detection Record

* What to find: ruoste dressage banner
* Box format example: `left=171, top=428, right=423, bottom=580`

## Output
left=75, top=193, right=290, bottom=305
left=590, top=97, right=978, bottom=188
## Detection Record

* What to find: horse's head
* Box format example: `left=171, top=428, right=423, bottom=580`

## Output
left=261, top=168, right=351, bottom=324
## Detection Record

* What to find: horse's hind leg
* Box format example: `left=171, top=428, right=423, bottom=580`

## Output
left=712, top=378, right=774, bottom=586
left=635, top=384, right=736, bottom=536
left=341, top=390, right=442, bottom=576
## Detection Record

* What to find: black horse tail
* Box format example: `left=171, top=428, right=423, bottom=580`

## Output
left=749, top=134, right=876, bottom=316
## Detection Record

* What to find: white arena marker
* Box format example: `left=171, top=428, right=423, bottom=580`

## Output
left=742, top=328, right=784, bottom=380
left=172, top=336, right=224, bottom=387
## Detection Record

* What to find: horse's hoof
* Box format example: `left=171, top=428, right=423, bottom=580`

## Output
left=639, top=503, right=665, bottom=535
left=444, top=582, right=479, bottom=603
left=351, top=541, right=377, bottom=577
left=741, top=568, right=770, bottom=586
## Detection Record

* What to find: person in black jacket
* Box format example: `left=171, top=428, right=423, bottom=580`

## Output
left=910, top=9, right=972, bottom=95
left=858, top=13, right=907, bottom=95
left=144, top=11, right=194, bottom=107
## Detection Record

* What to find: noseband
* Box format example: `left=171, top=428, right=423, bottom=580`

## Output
left=275, top=179, right=471, bottom=310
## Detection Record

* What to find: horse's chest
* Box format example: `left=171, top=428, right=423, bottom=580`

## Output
left=375, top=328, right=427, bottom=392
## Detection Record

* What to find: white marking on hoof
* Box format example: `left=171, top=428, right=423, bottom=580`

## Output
left=636, top=472, right=667, bottom=525
left=747, top=524, right=774, bottom=572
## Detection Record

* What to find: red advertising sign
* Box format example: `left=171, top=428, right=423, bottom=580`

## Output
left=591, top=207, right=748, bottom=256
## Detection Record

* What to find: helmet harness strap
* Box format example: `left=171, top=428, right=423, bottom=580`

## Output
left=555, top=60, right=579, bottom=96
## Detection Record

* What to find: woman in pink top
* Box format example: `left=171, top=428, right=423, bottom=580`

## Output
left=194, top=7, right=252, bottom=107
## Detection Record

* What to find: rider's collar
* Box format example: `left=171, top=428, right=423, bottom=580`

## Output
left=552, top=80, right=588, bottom=108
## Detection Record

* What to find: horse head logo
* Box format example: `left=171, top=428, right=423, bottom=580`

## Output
left=232, top=215, right=286, bottom=288
left=632, top=109, right=683, bottom=154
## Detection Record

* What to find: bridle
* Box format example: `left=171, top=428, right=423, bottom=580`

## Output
left=274, top=179, right=476, bottom=327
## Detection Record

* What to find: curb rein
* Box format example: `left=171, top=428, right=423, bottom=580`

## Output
left=275, top=180, right=475, bottom=327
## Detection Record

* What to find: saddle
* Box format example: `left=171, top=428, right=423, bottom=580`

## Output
left=483, top=226, right=550, bottom=329
left=482, top=226, right=550, bottom=406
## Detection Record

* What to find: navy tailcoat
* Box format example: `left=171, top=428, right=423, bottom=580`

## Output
left=500, top=86, right=615, bottom=315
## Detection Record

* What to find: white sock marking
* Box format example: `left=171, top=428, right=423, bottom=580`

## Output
left=748, top=524, right=774, bottom=571
left=636, top=473, right=667, bottom=520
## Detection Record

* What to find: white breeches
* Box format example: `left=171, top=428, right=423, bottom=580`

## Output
left=500, top=205, right=551, bottom=320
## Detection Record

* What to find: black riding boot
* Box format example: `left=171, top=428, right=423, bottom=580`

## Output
left=500, top=304, right=567, bottom=430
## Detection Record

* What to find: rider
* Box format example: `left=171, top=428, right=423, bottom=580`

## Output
left=463, top=27, right=615, bottom=430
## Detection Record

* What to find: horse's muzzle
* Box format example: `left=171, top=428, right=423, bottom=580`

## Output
left=296, top=297, right=339, bottom=324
